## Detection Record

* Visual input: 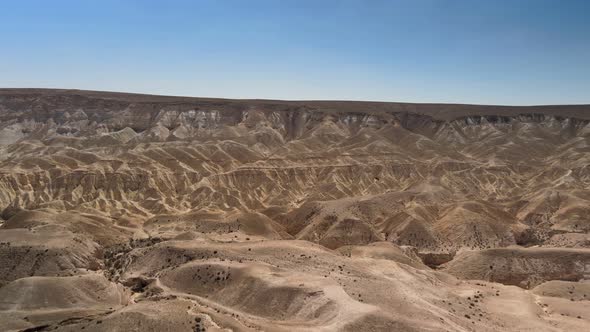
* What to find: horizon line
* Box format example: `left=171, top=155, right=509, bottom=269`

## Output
left=1, top=86, right=590, bottom=108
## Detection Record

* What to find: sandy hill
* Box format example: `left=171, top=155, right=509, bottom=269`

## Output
left=0, top=89, right=589, bottom=331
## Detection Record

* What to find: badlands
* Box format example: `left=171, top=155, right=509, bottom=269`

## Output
left=0, top=88, right=589, bottom=331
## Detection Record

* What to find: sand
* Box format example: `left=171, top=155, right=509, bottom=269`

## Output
left=0, top=89, right=589, bottom=331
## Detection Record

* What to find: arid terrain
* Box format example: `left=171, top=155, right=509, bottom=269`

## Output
left=0, top=88, right=589, bottom=331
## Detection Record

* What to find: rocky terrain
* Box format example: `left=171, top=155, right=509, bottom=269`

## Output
left=0, top=88, right=589, bottom=331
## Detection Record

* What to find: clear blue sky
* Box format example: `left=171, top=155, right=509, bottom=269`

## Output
left=1, top=0, right=589, bottom=105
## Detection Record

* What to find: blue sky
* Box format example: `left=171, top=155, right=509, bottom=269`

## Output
left=1, top=0, right=589, bottom=105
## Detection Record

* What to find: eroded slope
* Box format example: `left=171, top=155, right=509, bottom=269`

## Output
left=0, top=89, right=589, bottom=331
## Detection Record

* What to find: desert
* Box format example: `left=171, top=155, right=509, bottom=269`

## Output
left=0, top=89, right=588, bottom=331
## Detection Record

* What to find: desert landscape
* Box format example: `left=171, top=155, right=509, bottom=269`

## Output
left=0, top=88, right=589, bottom=331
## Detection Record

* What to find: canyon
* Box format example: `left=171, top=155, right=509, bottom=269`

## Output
left=0, top=88, right=589, bottom=331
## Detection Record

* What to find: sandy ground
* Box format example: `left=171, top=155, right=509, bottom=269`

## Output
left=0, top=89, right=589, bottom=331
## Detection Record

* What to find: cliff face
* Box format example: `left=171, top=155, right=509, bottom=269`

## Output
left=1, top=90, right=590, bottom=249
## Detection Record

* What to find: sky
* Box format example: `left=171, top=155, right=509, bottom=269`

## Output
left=1, top=0, right=589, bottom=105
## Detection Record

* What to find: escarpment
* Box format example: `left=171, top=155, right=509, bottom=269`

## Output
left=1, top=89, right=590, bottom=331
left=2, top=90, right=590, bottom=250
